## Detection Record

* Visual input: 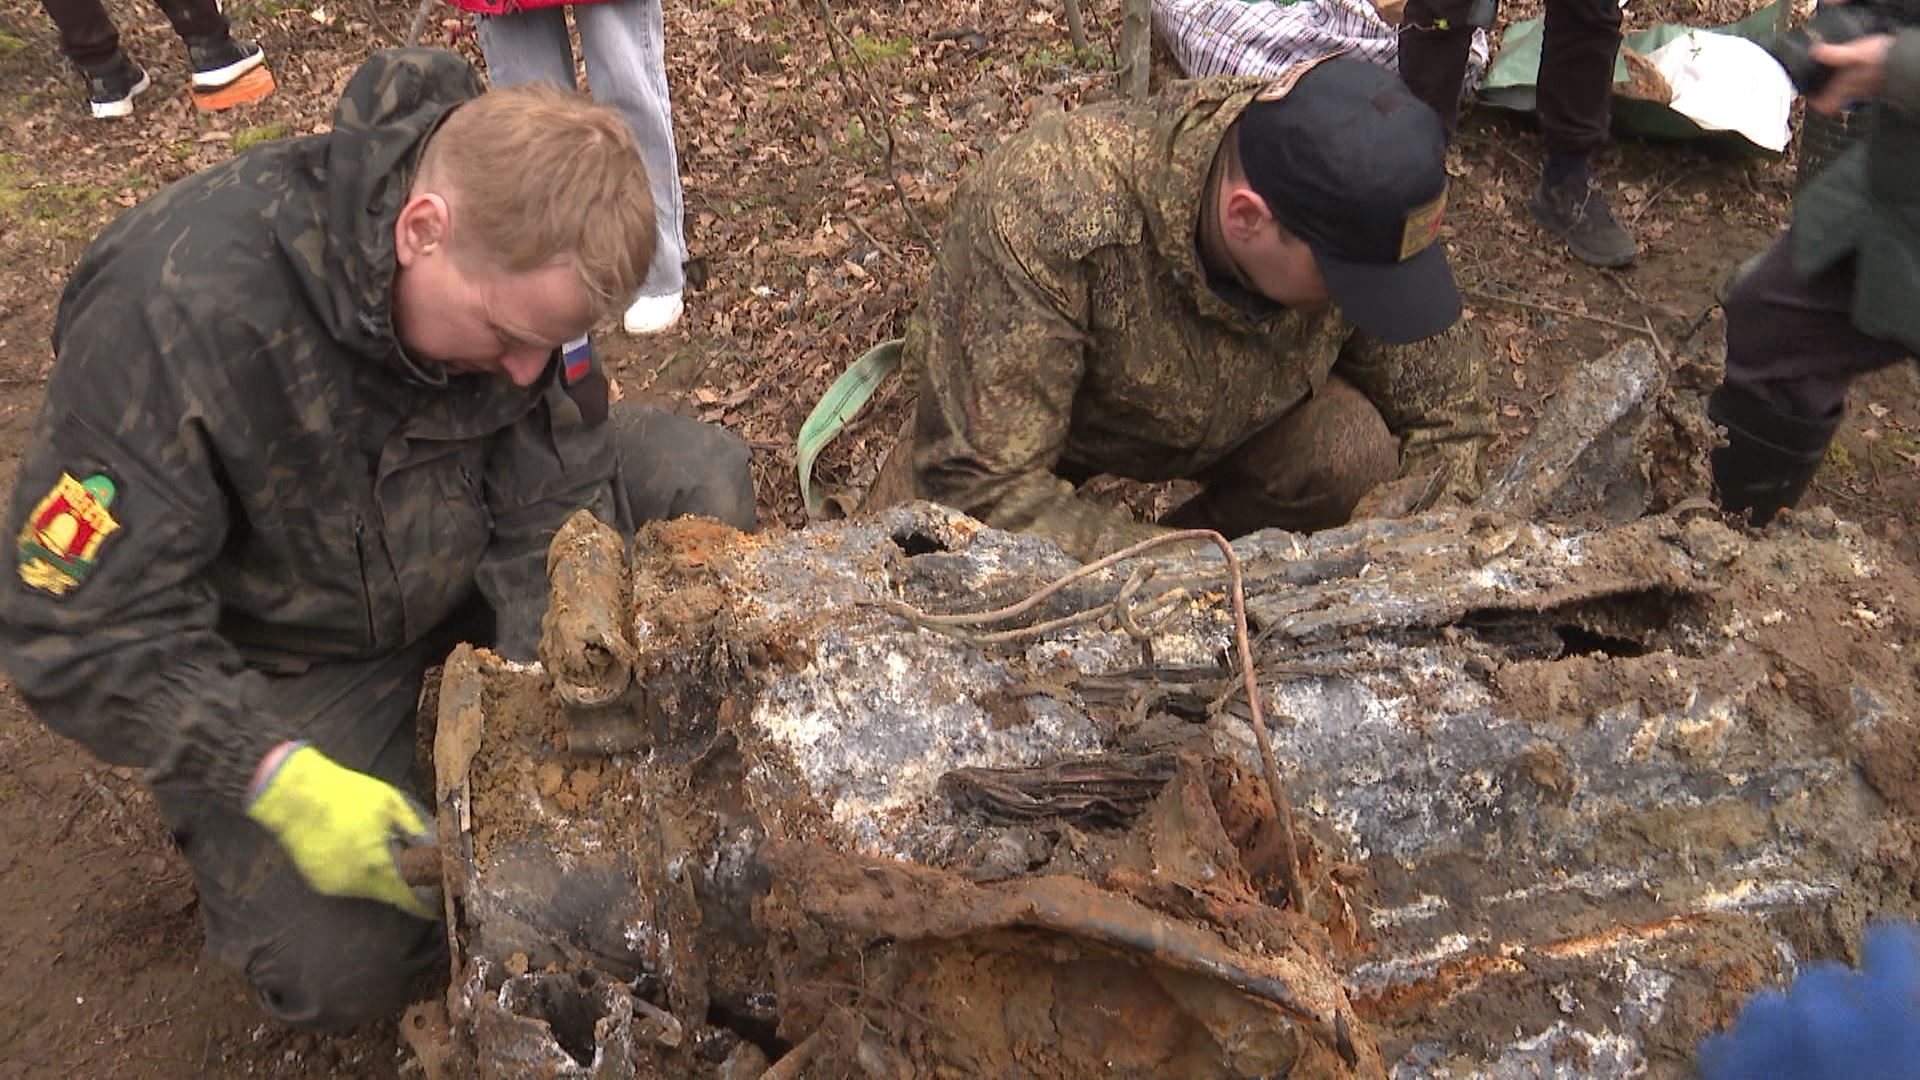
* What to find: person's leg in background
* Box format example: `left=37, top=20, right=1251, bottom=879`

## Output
left=148, top=643, right=449, bottom=1031
left=1396, top=0, right=1477, bottom=137
left=477, top=7, right=580, bottom=94
left=1713, top=232, right=1909, bottom=524
left=608, top=402, right=757, bottom=531
left=1160, top=376, right=1400, bottom=538
left=41, top=0, right=152, bottom=118
left=1529, top=0, right=1636, bottom=267
left=575, top=0, right=688, bottom=336
left=40, top=0, right=260, bottom=118
left=158, top=0, right=265, bottom=94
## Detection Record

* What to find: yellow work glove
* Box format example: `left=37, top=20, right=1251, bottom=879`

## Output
left=244, top=741, right=439, bottom=920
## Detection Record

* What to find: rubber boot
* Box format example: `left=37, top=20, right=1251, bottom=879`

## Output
left=1707, top=383, right=1839, bottom=526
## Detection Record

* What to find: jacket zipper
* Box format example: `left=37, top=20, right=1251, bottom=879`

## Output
left=459, top=466, right=495, bottom=530
left=353, top=515, right=379, bottom=650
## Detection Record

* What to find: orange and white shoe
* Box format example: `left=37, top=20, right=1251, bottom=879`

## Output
left=188, top=38, right=265, bottom=89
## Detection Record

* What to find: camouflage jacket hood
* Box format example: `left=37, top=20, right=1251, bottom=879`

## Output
left=283, top=48, right=468, bottom=383
left=0, top=50, right=620, bottom=805
left=901, top=78, right=1493, bottom=561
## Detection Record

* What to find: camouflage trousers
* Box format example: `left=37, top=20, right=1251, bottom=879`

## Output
left=149, top=403, right=752, bottom=1031
left=868, top=375, right=1397, bottom=539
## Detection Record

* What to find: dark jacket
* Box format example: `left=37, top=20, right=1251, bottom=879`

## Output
left=900, top=78, right=1492, bottom=561
left=1794, top=29, right=1920, bottom=350
left=1, top=50, right=619, bottom=804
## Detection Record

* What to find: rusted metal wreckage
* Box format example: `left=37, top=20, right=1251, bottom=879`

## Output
left=402, top=343, right=1920, bottom=1077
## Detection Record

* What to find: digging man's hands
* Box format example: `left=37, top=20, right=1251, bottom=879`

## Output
left=244, top=741, right=440, bottom=919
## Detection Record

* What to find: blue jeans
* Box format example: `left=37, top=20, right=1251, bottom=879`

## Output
left=478, top=0, right=687, bottom=299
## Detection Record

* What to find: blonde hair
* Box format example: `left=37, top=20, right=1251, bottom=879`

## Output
left=418, top=82, right=657, bottom=318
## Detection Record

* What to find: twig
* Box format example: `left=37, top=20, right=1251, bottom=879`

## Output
left=1484, top=140, right=1539, bottom=179
left=405, top=0, right=436, bottom=47
left=80, top=768, right=139, bottom=842
left=844, top=214, right=900, bottom=265
left=872, top=530, right=1309, bottom=909
left=809, top=0, right=932, bottom=243
left=1117, top=0, right=1151, bottom=98
left=363, top=0, right=402, bottom=47
left=1640, top=314, right=1672, bottom=366
left=1062, top=0, right=1089, bottom=51
left=1629, top=169, right=1692, bottom=226
left=0, top=754, right=51, bottom=801
left=814, top=978, right=937, bottom=1029
left=1465, top=286, right=1668, bottom=345
left=50, top=786, right=98, bottom=846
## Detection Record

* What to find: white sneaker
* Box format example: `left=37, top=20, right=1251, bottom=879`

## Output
left=623, top=292, right=684, bottom=336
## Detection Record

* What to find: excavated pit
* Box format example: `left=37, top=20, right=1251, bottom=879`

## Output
left=412, top=343, right=1920, bottom=1078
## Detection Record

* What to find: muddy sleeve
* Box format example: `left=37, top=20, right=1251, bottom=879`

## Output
left=1883, top=30, right=1920, bottom=117
left=473, top=375, right=622, bottom=662
left=0, top=309, right=288, bottom=808
left=908, top=200, right=1166, bottom=563
left=1333, top=321, right=1495, bottom=505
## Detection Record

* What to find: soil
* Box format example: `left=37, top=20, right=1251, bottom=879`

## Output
left=2, top=0, right=1919, bottom=1073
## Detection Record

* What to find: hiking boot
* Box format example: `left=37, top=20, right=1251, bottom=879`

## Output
left=84, top=53, right=151, bottom=120
left=188, top=36, right=265, bottom=90
left=1529, top=174, right=1639, bottom=268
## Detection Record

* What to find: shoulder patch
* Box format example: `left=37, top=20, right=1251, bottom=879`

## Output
left=17, top=472, right=121, bottom=597
left=562, top=334, right=593, bottom=385
left=560, top=334, right=609, bottom=428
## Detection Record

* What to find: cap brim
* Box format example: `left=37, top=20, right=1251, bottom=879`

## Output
left=1315, top=242, right=1461, bottom=346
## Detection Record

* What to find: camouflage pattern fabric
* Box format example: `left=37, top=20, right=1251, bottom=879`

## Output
left=899, top=77, right=1494, bottom=562
left=0, top=50, right=623, bottom=809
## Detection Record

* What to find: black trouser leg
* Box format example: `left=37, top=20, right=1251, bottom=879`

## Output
left=608, top=402, right=758, bottom=532
left=148, top=642, right=448, bottom=1031
left=1537, top=0, right=1623, bottom=156
left=38, top=0, right=121, bottom=72
left=153, top=0, right=231, bottom=46
left=1397, top=0, right=1476, bottom=137
left=1715, top=232, right=1911, bottom=522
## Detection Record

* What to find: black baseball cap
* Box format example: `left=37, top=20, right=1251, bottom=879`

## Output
left=1236, top=57, right=1460, bottom=345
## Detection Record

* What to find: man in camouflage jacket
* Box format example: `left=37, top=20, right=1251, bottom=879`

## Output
left=0, top=50, right=752, bottom=1029
left=869, top=58, right=1493, bottom=563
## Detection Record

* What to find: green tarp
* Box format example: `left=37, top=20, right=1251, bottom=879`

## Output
left=1479, top=0, right=1791, bottom=150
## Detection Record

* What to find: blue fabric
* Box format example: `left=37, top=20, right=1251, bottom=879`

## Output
left=1698, top=922, right=1920, bottom=1080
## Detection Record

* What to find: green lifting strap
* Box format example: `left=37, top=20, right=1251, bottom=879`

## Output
left=797, top=338, right=904, bottom=519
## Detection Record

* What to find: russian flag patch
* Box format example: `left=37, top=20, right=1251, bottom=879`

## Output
left=562, top=334, right=593, bottom=385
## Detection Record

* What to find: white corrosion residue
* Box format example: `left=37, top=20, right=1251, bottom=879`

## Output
left=1695, top=876, right=1841, bottom=914
left=748, top=624, right=1103, bottom=858
left=1369, top=893, right=1452, bottom=930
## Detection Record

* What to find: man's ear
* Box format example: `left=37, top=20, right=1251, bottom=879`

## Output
left=1221, top=185, right=1275, bottom=243
left=394, top=192, right=452, bottom=268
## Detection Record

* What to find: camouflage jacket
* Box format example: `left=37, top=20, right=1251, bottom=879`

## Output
left=0, top=50, right=619, bottom=804
left=1795, top=29, right=1920, bottom=353
left=901, top=78, right=1492, bottom=561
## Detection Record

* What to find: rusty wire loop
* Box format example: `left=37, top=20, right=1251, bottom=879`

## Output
left=868, top=529, right=1309, bottom=910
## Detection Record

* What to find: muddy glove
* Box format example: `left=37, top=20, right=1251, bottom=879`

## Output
left=244, top=741, right=439, bottom=919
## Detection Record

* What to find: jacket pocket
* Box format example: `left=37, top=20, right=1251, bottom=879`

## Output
left=379, top=446, right=493, bottom=639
